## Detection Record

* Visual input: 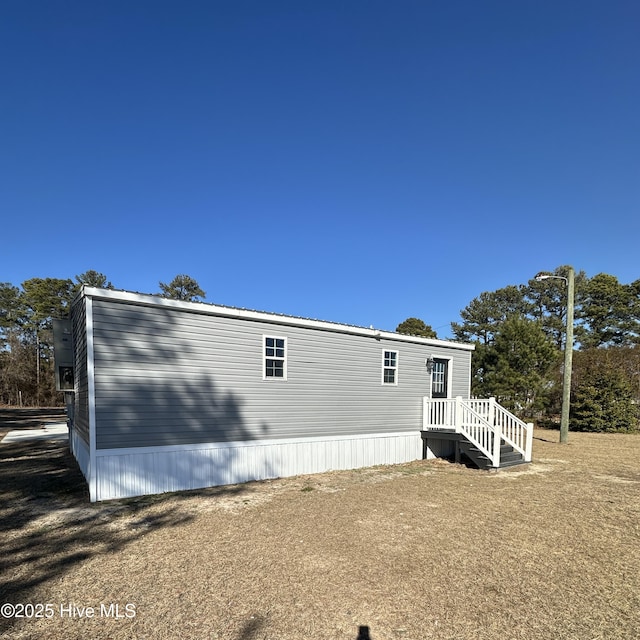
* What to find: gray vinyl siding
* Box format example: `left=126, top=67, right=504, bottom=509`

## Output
left=71, top=297, right=90, bottom=447
left=90, top=298, right=472, bottom=450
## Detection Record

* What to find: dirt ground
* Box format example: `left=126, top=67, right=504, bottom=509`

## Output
left=1, top=408, right=639, bottom=640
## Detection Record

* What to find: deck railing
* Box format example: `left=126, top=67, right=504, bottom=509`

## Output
left=422, top=396, right=533, bottom=467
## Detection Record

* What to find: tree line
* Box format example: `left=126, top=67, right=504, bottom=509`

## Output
left=0, top=272, right=204, bottom=406
left=1, top=267, right=639, bottom=433
left=396, top=266, right=640, bottom=433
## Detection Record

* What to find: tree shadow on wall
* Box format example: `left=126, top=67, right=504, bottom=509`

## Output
left=88, top=299, right=277, bottom=497
left=98, top=371, right=275, bottom=498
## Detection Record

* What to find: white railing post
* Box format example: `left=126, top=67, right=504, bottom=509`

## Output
left=490, top=397, right=500, bottom=467
left=455, top=396, right=462, bottom=433
left=423, top=397, right=428, bottom=430
left=525, top=422, right=533, bottom=462
left=492, top=420, right=501, bottom=468
left=489, top=397, right=499, bottom=467
left=488, top=397, right=496, bottom=429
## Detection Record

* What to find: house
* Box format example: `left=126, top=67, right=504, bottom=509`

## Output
left=62, top=287, right=532, bottom=502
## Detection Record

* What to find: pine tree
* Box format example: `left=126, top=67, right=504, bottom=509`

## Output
left=476, top=316, right=558, bottom=417
left=158, top=275, right=206, bottom=301
left=570, top=350, right=639, bottom=432
left=396, top=317, right=437, bottom=338
left=75, top=270, right=114, bottom=290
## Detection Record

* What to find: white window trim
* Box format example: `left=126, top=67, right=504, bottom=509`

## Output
left=381, top=349, right=399, bottom=386
left=263, top=335, right=288, bottom=381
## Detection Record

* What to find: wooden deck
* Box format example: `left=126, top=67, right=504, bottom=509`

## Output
left=421, top=398, right=533, bottom=469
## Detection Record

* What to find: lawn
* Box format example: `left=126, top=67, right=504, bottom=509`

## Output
left=1, top=409, right=639, bottom=640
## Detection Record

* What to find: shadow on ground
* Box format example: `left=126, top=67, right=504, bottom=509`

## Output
left=0, top=410, right=250, bottom=637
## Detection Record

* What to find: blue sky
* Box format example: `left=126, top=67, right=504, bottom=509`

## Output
left=2, top=1, right=638, bottom=338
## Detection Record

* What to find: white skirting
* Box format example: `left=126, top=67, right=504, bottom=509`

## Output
left=70, top=425, right=91, bottom=480
left=89, top=431, right=422, bottom=502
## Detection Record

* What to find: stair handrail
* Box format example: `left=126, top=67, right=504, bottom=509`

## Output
left=463, top=398, right=533, bottom=463
left=455, top=398, right=500, bottom=468
left=491, top=401, right=533, bottom=462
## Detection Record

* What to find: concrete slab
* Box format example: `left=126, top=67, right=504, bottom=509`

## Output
left=1, top=422, right=69, bottom=443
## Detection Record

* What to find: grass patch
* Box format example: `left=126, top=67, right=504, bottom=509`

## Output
left=1, top=420, right=639, bottom=640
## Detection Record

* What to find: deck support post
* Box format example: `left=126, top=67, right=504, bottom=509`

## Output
left=454, top=396, right=462, bottom=433
left=525, top=422, right=533, bottom=462
left=491, top=398, right=501, bottom=468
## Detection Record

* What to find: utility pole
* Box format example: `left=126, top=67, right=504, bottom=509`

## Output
left=36, top=331, right=40, bottom=407
left=559, top=267, right=575, bottom=443
left=535, top=267, right=575, bottom=443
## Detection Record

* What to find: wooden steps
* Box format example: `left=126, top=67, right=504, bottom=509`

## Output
left=421, top=430, right=529, bottom=470
left=459, top=440, right=526, bottom=470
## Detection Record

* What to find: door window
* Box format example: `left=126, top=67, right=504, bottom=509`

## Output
left=432, top=358, right=449, bottom=398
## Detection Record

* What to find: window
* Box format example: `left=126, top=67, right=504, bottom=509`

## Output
left=382, top=350, right=398, bottom=385
left=264, top=336, right=287, bottom=379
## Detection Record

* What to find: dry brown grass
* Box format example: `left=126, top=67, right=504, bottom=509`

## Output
left=1, top=412, right=639, bottom=640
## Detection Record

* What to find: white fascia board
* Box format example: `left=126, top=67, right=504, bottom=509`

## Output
left=85, top=296, right=98, bottom=502
left=80, top=287, right=475, bottom=352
